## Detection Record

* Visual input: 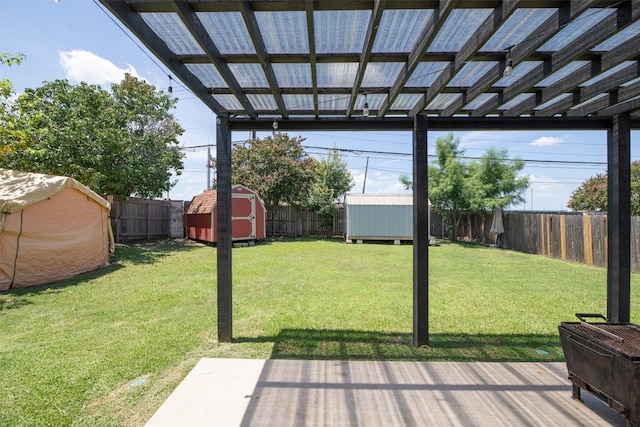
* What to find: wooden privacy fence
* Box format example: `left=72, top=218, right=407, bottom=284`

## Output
left=434, top=210, right=640, bottom=272
left=108, top=197, right=185, bottom=242
left=266, top=205, right=345, bottom=237
left=108, top=197, right=640, bottom=273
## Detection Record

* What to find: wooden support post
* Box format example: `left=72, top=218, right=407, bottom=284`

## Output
left=607, top=113, right=631, bottom=323
left=413, top=116, right=429, bottom=346
left=216, top=116, right=233, bottom=342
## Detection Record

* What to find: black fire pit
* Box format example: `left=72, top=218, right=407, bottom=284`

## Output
left=559, top=313, right=640, bottom=427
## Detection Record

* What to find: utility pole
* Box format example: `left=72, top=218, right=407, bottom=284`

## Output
left=531, top=187, right=534, bottom=211
left=207, top=146, right=211, bottom=190
left=362, top=156, right=369, bottom=193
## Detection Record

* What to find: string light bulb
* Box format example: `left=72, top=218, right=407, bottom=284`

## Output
left=272, top=117, right=278, bottom=130
left=362, top=94, right=369, bottom=117
left=503, top=45, right=514, bottom=78
left=168, top=75, right=173, bottom=94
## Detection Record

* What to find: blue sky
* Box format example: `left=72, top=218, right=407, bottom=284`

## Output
left=1, top=1, right=637, bottom=211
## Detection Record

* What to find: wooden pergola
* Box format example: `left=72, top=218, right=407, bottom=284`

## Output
left=100, top=0, right=640, bottom=346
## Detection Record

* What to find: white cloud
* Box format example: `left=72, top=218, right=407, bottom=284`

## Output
left=531, top=136, right=564, bottom=146
left=59, top=50, right=140, bottom=86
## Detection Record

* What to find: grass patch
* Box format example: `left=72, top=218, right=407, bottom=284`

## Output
left=1, top=237, right=638, bottom=425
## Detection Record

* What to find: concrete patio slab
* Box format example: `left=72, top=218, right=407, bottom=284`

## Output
left=146, top=359, right=626, bottom=427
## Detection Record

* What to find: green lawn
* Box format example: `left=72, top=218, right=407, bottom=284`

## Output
left=1, top=237, right=638, bottom=426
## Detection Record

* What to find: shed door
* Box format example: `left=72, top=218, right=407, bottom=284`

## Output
left=232, top=193, right=256, bottom=240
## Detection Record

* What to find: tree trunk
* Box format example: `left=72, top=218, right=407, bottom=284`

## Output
left=451, top=211, right=460, bottom=241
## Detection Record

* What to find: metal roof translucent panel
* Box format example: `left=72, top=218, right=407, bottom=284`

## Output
left=314, top=10, right=369, bottom=54
left=247, top=94, right=277, bottom=111
left=185, top=64, right=227, bottom=88
left=197, top=12, right=254, bottom=55
left=427, top=9, right=493, bottom=52
left=498, top=93, right=534, bottom=110
left=228, top=63, right=269, bottom=88
left=317, top=94, right=349, bottom=111
left=355, top=93, right=386, bottom=110
left=593, top=20, right=640, bottom=51
left=448, top=62, right=496, bottom=87
left=539, top=8, right=616, bottom=52
left=255, top=12, right=309, bottom=54
left=494, top=61, right=542, bottom=87
left=425, top=93, right=461, bottom=110
left=534, top=93, right=572, bottom=110
left=283, top=94, right=314, bottom=111
left=273, top=63, right=312, bottom=88
left=623, top=76, right=640, bottom=87
left=463, top=93, right=497, bottom=110
left=288, top=115, right=316, bottom=119
left=391, top=94, right=423, bottom=110
left=213, top=94, right=243, bottom=110
left=568, top=93, right=608, bottom=110
left=536, top=61, right=590, bottom=87
left=361, top=62, right=404, bottom=88
left=141, top=13, right=204, bottom=55
left=481, top=9, right=556, bottom=52
left=405, top=62, right=449, bottom=87
left=316, top=63, right=358, bottom=88
left=372, top=9, right=433, bottom=53
left=580, top=61, right=637, bottom=87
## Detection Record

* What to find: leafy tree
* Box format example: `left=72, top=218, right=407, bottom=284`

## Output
left=411, top=133, right=528, bottom=240
left=0, top=53, right=25, bottom=151
left=109, top=74, right=184, bottom=198
left=0, top=53, right=24, bottom=100
left=428, top=134, right=475, bottom=240
left=227, top=133, right=317, bottom=210
left=399, top=173, right=413, bottom=190
left=308, top=148, right=354, bottom=229
left=470, top=148, right=528, bottom=210
left=0, top=74, right=184, bottom=199
left=568, top=160, right=640, bottom=214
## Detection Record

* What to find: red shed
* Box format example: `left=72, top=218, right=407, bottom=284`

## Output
left=186, top=185, right=266, bottom=243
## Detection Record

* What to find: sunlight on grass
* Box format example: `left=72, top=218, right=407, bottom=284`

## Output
left=1, top=237, right=638, bottom=425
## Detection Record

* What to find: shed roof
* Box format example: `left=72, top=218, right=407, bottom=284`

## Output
left=186, top=190, right=217, bottom=214
left=186, top=184, right=261, bottom=214
left=0, top=168, right=110, bottom=215
left=345, top=194, right=415, bottom=206
left=99, top=1, right=640, bottom=126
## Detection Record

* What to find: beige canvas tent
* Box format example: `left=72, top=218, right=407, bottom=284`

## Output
left=0, top=169, right=114, bottom=291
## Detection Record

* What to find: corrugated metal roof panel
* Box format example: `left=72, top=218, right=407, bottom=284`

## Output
left=197, top=12, right=254, bottom=55
left=372, top=9, right=433, bottom=53
left=539, top=8, right=615, bottom=52
left=273, top=63, right=312, bottom=88
left=185, top=64, right=227, bottom=88
left=481, top=9, right=556, bottom=52
left=256, top=11, right=309, bottom=54
left=361, top=62, right=404, bottom=88
left=141, top=12, right=204, bottom=55
left=314, top=10, right=369, bottom=54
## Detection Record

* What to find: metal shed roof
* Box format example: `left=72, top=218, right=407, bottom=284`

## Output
left=345, top=194, right=415, bottom=206
left=99, top=1, right=640, bottom=127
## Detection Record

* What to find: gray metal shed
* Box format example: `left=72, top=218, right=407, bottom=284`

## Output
left=345, top=194, right=430, bottom=243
